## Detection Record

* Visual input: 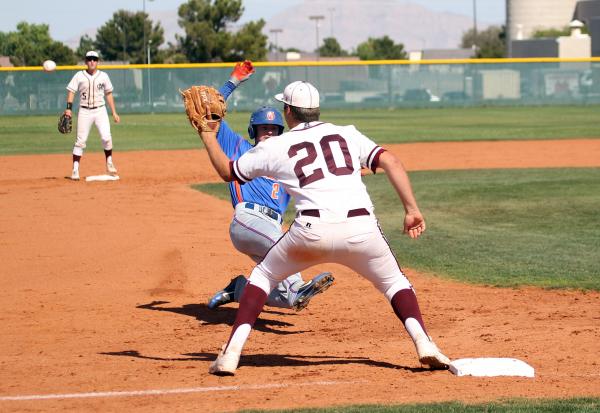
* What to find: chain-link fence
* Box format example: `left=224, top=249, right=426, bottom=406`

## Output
left=1, top=59, right=599, bottom=115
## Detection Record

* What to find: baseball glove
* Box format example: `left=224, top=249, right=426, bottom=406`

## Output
left=180, top=85, right=226, bottom=133
left=58, top=113, right=72, bottom=134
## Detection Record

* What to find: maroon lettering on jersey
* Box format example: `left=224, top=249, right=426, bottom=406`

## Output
left=320, top=134, right=353, bottom=176
left=288, top=142, right=325, bottom=188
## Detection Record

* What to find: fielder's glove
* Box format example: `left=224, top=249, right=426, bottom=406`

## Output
left=57, top=113, right=72, bottom=134
left=180, top=85, right=227, bottom=133
left=229, top=60, right=255, bottom=86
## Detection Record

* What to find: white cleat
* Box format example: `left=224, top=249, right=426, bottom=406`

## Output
left=106, top=160, right=118, bottom=175
left=415, top=337, right=450, bottom=370
left=209, top=345, right=240, bottom=376
left=71, top=169, right=80, bottom=181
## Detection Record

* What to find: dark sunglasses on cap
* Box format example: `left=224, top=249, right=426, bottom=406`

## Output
left=86, top=56, right=99, bottom=61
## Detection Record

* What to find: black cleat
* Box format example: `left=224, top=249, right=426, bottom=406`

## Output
left=207, top=275, right=246, bottom=309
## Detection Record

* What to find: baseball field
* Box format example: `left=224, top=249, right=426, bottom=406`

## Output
left=1, top=106, right=599, bottom=412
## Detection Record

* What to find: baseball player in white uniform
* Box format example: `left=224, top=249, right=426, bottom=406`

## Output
left=199, top=81, right=451, bottom=375
left=64, top=51, right=120, bottom=180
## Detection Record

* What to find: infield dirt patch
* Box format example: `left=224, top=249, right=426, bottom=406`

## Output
left=1, top=139, right=599, bottom=412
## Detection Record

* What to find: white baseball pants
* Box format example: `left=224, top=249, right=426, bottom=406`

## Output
left=248, top=213, right=412, bottom=301
left=228, top=202, right=303, bottom=308
left=72, top=107, right=113, bottom=156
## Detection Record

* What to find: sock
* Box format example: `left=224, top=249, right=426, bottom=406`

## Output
left=72, top=154, right=81, bottom=171
left=225, top=284, right=267, bottom=353
left=391, top=288, right=429, bottom=342
left=104, top=149, right=112, bottom=160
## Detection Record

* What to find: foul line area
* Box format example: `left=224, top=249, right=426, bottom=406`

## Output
left=0, top=380, right=367, bottom=402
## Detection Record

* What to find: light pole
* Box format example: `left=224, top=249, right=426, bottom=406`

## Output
left=472, top=0, right=478, bottom=51
left=309, top=15, right=325, bottom=60
left=142, top=0, right=154, bottom=64
left=142, top=0, right=154, bottom=107
left=148, top=39, right=152, bottom=107
left=269, top=28, right=283, bottom=61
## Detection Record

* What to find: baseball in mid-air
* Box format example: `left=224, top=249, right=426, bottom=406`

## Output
left=43, top=60, right=57, bottom=72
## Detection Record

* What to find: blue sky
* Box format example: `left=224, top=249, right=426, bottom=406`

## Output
left=1, top=0, right=505, bottom=47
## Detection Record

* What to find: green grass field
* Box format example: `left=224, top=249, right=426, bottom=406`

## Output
left=1, top=105, right=599, bottom=155
left=242, top=397, right=599, bottom=413
left=194, top=168, right=600, bottom=291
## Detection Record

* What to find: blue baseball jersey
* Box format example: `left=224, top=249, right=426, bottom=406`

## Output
left=217, top=81, right=290, bottom=215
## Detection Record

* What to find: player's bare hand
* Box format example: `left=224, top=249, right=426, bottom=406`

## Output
left=403, top=211, right=426, bottom=239
left=64, top=109, right=72, bottom=118
left=113, top=113, right=121, bottom=123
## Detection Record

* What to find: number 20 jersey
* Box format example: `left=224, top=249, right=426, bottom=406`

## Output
left=232, top=121, right=386, bottom=215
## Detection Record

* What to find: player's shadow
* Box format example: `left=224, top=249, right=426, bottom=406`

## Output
left=137, top=300, right=307, bottom=335
left=99, top=350, right=426, bottom=372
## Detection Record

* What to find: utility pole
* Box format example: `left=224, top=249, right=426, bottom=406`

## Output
left=142, top=0, right=154, bottom=107
left=269, top=28, right=283, bottom=61
left=472, top=0, right=478, bottom=51
left=309, top=15, right=325, bottom=60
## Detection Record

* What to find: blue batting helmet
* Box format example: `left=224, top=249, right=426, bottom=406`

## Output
left=247, top=106, right=284, bottom=140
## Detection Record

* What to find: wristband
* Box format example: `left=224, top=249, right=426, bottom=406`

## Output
left=228, top=77, right=241, bottom=87
left=66, top=102, right=73, bottom=110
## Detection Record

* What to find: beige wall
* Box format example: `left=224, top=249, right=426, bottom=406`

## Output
left=507, top=0, right=579, bottom=41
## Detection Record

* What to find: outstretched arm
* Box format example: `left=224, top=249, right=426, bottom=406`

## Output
left=219, top=60, right=255, bottom=100
left=377, top=151, right=426, bottom=239
left=200, top=130, right=234, bottom=182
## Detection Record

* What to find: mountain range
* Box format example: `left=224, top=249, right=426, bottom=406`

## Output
left=67, top=0, right=492, bottom=54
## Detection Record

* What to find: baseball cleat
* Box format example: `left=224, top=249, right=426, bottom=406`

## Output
left=207, top=275, right=245, bottom=309
left=209, top=345, right=240, bottom=376
left=106, top=160, right=118, bottom=175
left=292, top=272, right=334, bottom=311
left=71, top=169, right=80, bottom=181
left=415, top=337, right=450, bottom=370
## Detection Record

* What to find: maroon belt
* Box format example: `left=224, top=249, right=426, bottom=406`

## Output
left=300, top=208, right=370, bottom=218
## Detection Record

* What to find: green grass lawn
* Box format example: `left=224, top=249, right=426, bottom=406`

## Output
left=370, top=168, right=600, bottom=290
left=194, top=168, right=600, bottom=290
left=242, top=398, right=599, bottom=413
left=1, top=105, right=599, bottom=155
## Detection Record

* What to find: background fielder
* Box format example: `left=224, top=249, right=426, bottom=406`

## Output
left=206, top=61, right=334, bottom=311
left=196, top=80, right=451, bottom=375
left=64, top=50, right=120, bottom=180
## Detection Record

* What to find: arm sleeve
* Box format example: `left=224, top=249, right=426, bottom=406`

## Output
left=66, top=73, right=79, bottom=92
left=216, top=120, right=244, bottom=159
left=351, top=125, right=386, bottom=173
left=104, top=73, right=114, bottom=93
left=219, top=80, right=237, bottom=102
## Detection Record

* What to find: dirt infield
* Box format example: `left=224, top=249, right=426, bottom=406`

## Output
left=1, top=139, right=599, bottom=412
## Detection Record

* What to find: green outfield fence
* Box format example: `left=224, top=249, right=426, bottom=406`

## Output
left=1, top=58, right=600, bottom=115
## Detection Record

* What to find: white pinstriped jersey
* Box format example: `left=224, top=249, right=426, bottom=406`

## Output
left=233, top=121, right=385, bottom=215
left=67, top=70, right=113, bottom=108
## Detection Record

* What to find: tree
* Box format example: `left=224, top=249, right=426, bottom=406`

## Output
left=461, top=25, right=506, bottom=58
left=0, top=22, right=76, bottom=66
left=95, top=10, right=164, bottom=63
left=532, top=25, right=588, bottom=38
left=318, top=37, right=348, bottom=57
left=356, top=36, right=407, bottom=60
left=176, top=0, right=268, bottom=62
left=76, top=34, right=96, bottom=59
left=224, top=19, right=268, bottom=61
